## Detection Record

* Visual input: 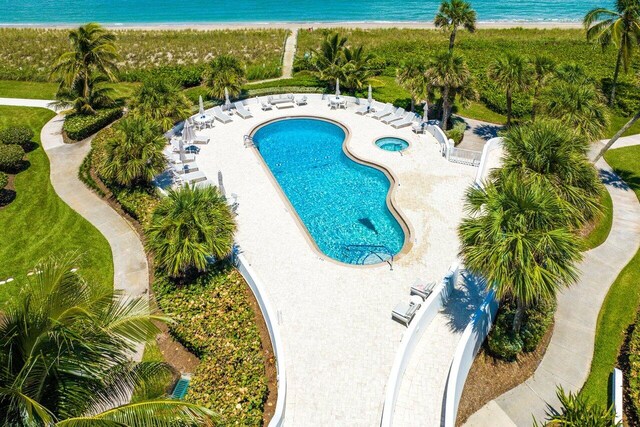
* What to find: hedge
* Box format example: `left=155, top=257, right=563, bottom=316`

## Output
left=63, top=108, right=123, bottom=142
left=0, top=125, right=33, bottom=147
left=0, top=171, right=7, bottom=189
left=0, top=144, right=25, bottom=171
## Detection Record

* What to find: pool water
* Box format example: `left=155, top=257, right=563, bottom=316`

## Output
left=376, top=137, right=409, bottom=152
left=253, top=118, right=405, bottom=265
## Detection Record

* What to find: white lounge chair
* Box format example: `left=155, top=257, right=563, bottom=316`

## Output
left=410, top=280, right=437, bottom=300
left=169, top=152, right=196, bottom=164
left=295, top=95, right=308, bottom=106
left=176, top=170, right=207, bottom=185
left=392, top=112, right=419, bottom=129
left=259, top=97, right=273, bottom=111
left=171, top=163, right=199, bottom=175
left=371, top=104, right=394, bottom=119
left=234, top=101, right=253, bottom=119
left=381, top=107, right=406, bottom=124
left=355, top=103, right=371, bottom=115
left=192, top=135, right=210, bottom=144
left=391, top=296, right=423, bottom=326
left=212, top=106, right=233, bottom=124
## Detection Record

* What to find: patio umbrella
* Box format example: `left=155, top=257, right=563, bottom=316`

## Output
left=217, top=170, right=226, bottom=197
left=178, top=136, right=186, bottom=164
left=198, top=95, right=205, bottom=116
left=368, top=84, right=373, bottom=105
left=224, top=87, right=231, bottom=110
left=336, top=78, right=340, bottom=96
left=182, top=119, right=195, bottom=144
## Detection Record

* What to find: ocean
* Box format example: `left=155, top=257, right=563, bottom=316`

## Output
left=0, top=0, right=609, bottom=25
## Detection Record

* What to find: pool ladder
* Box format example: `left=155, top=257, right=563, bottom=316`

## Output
left=243, top=135, right=255, bottom=148
left=343, top=244, right=394, bottom=270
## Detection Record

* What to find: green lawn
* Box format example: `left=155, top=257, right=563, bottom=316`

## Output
left=581, top=190, right=614, bottom=251
left=580, top=144, right=640, bottom=407
left=0, top=106, right=113, bottom=303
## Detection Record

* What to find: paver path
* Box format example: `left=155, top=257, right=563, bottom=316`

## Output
left=465, top=158, right=640, bottom=426
left=0, top=98, right=149, bottom=299
left=248, top=28, right=298, bottom=84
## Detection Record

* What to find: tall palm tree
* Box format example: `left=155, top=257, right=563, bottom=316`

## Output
left=396, top=58, right=429, bottom=112
left=0, top=255, right=213, bottom=426
left=459, top=172, right=582, bottom=332
left=146, top=185, right=236, bottom=278
left=499, top=120, right=604, bottom=227
left=130, top=78, right=193, bottom=132
left=487, top=53, right=532, bottom=127
left=51, top=23, right=119, bottom=113
left=342, top=45, right=376, bottom=92
left=584, top=0, right=640, bottom=105
left=100, top=116, right=167, bottom=187
left=202, top=55, right=246, bottom=100
left=426, top=51, right=477, bottom=129
left=530, top=56, right=556, bottom=121
left=541, top=80, right=610, bottom=142
left=434, top=0, right=477, bottom=52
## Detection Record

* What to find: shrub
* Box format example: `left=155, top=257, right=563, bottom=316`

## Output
left=0, top=171, right=7, bottom=189
left=0, top=126, right=33, bottom=147
left=0, top=144, right=25, bottom=171
left=521, top=298, right=556, bottom=352
left=487, top=307, right=524, bottom=361
left=446, top=120, right=466, bottom=145
left=114, top=187, right=159, bottom=226
left=63, top=108, right=123, bottom=142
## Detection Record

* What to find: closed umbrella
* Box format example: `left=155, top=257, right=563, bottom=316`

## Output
left=199, top=95, right=205, bottom=116
left=224, top=87, right=231, bottom=110
left=178, top=136, right=186, bottom=164
left=335, top=78, right=340, bottom=97
left=368, top=84, right=373, bottom=105
left=182, top=119, right=195, bottom=144
left=217, top=170, right=226, bottom=197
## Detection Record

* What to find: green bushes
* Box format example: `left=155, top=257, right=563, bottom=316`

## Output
left=0, top=125, right=33, bottom=147
left=0, top=144, right=25, bottom=171
left=629, top=314, right=640, bottom=421
left=63, top=108, right=123, bottom=142
left=446, top=120, right=467, bottom=144
left=0, top=171, right=7, bottom=189
left=153, top=267, right=268, bottom=426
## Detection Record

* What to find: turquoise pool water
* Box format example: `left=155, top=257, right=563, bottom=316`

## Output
left=376, top=137, right=409, bottom=152
left=253, top=118, right=405, bottom=265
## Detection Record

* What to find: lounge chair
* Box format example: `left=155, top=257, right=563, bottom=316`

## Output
left=355, top=103, right=371, bottom=115
left=295, top=95, right=308, bottom=106
left=212, top=106, right=233, bottom=124
left=410, top=280, right=437, bottom=300
left=392, top=296, right=422, bottom=326
left=259, top=97, right=273, bottom=111
left=175, top=170, right=207, bottom=185
left=192, top=135, right=210, bottom=144
left=392, top=112, right=419, bottom=129
left=234, top=101, right=253, bottom=119
left=171, top=163, right=199, bottom=175
left=371, top=103, right=394, bottom=119
left=381, top=107, right=406, bottom=124
left=169, top=152, right=196, bottom=164
left=193, top=179, right=214, bottom=189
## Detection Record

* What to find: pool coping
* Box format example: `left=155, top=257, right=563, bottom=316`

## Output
left=248, top=115, right=415, bottom=268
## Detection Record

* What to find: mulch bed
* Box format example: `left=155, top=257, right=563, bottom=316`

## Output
left=455, top=322, right=554, bottom=426
left=0, top=174, right=17, bottom=208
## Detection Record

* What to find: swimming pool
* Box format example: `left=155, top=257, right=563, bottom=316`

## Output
left=253, top=118, right=406, bottom=265
left=376, top=137, right=409, bottom=152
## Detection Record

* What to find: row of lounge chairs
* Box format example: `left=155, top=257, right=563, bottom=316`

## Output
left=357, top=102, right=421, bottom=129
left=392, top=280, right=437, bottom=326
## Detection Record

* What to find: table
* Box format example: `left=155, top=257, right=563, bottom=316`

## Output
left=193, top=114, right=214, bottom=128
left=329, top=96, right=347, bottom=109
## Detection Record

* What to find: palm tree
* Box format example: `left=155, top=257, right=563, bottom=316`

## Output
left=434, top=0, right=477, bottom=52
left=396, top=58, right=429, bottom=112
left=426, top=50, right=477, bottom=130
left=100, top=115, right=167, bottom=187
left=534, top=387, right=619, bottom=426
left=459, top=172, right=582, bottom=333
left=541, top=80, right=610, bottom=142
left=530, top=56, right=556, bottom=121
left=584, top=0, right=640, bottom=105
left=594, top=108, right=640, bottom=161
left=0, top=254, right=213, bottom=425
left=202, top=55, right=246, bottom=100
left=487, top=53, right=532, bottom=127
left=52, top=73, right=116, bottom=114
left=51, top=23, right=119, bottom=114
left=499, top=120, right=604, bottom=227
left=555, top=62, right=590, bottom=84
left=146, top=185, right=236, bottom=278
left=342, top=45, right=376, bottom=92
left=130, top=78, right=193, bottom=132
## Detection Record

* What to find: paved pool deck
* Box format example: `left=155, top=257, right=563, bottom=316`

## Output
left=188, top=96, right=478, bottom=425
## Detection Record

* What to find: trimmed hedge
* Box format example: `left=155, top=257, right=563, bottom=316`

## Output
left=0, top=125, right=33, bottom=147
left=63, top=108, right=123, bottom=142
left=0, top=171, right=7, bottom=189
left=245, top=85, right=325, bottom=98
left=0, top=144, right=25, bottom=171
left=154, top=267, right=268, bottom=426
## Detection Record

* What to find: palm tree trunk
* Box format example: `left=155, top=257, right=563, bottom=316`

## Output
left=593, top=109, right=640, bottom=162
left=610, top=46, right=623, bottom=107
left=441, top=86, right=451, bottom=130
left=410, top=97, right=415, bottom=112
left=506, top=87, right=512, bottom=127
left=449, top=27, right=457, bottom=52
left=512, top=298, right=525, bottom=334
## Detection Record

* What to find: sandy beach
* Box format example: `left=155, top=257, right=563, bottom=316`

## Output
left=0, top=21, right=584, bottom=31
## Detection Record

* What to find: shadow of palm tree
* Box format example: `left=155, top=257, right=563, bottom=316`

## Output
left=442, top=271, right=488, bottom=333
left=473, top=124, right=503, bottom=140
left=599, top=168, right=635, bottom=191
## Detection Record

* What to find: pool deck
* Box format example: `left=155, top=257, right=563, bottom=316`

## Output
left=185, top=96, right=477, bottom=425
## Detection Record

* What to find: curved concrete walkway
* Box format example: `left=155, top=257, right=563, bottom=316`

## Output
left=465, top=157, right=640, bottom=426
left=0, top=98, right=149, bottom=298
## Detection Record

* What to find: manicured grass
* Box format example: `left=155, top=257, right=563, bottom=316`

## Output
left=0, top=106, right=113, bottom=303
left=455, top=101, right=507, bottom=125
left=580, top=144, right=640, bottom=407
left=581, top=190, right=614, bottom=251
left=607, top=113, right=640, bottom=139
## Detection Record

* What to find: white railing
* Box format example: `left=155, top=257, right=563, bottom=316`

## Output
left=380, top=263, right=461, bottom=427
left=447, top=146, right=482, bottom=167
left=236, top=252, right=287, bottom=427
left=426, top=124, right=449, bottom=155
left=474, top=137, right=504, bottom=186
left=442, top=290, right=499, bottom=427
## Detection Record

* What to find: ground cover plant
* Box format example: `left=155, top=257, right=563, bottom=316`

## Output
left=0, top=106, right=113, bottom=306
left=0, top=28, right=287, bottom=83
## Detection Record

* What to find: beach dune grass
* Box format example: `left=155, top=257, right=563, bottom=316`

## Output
left=0, top=106, right=113, bottom=303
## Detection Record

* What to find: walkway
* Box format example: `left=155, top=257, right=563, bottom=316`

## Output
left=0, top=98, right=149, bottom=299
left=249, top=28, right=298, bottom=84
left=456, top=116, right=503, bottom=152
left=465, top=158, right=640, bottom=426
